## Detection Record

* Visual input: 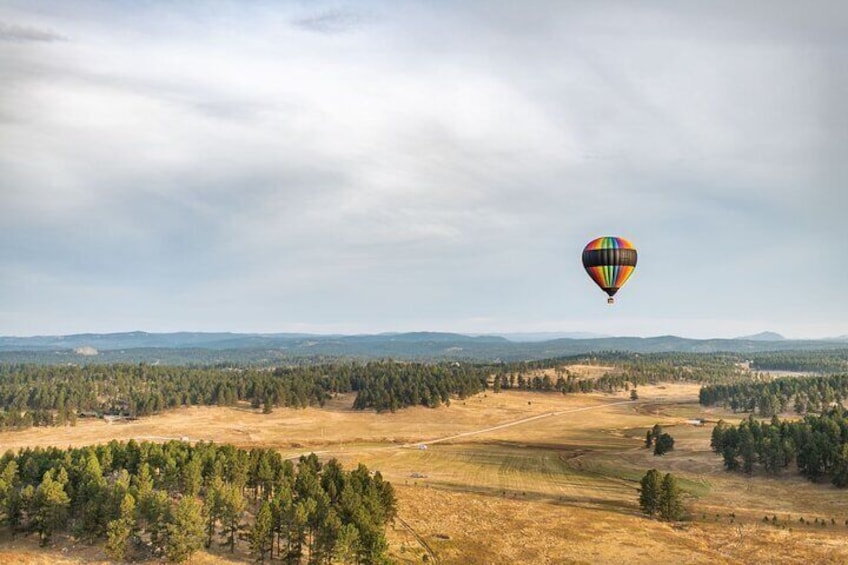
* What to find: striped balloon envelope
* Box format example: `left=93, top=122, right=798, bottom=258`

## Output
left=581, top=236, right=637, bottom=304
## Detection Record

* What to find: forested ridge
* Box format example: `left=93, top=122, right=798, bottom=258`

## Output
left=0, top=441, right=396, bottom=563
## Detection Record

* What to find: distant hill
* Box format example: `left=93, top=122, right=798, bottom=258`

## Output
left=735, top=331, right=786, bottom=341
left=0, top=331, right=315, bottom=351
left=493, top=332, right=610, bottom=342
left=826, top=335, right=848, bottom=342
left=2, top=330, right=847, bottom=365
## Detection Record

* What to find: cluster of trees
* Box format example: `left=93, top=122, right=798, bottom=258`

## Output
left=699, top=374, right=848, bottom=417
left=0, top=440, right=396, bottom=563
left=491, top=369, right=586, bottom=394
left=600, top=353, right=747, bottom=390
left=645, top=425, right=675, bottom=456
left=710, top=409, right=848, bottom=486
left=0, top=362, right=491, bottom=430
left=350, top=363, right=486, bottom=412
left=638, top=470, right=684, bottom=521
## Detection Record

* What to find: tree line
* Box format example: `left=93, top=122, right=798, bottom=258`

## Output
left=0, top=353, right=746, bottom=431
left=494, top=351, right=848, bottom=398
left=710, top=409, right=848, bottom=486
left=699, top=374, right=848, bottom=417
left=351, top=363, right=485, bottom=412
left=750, top=350, right=848, bottom=373
left=0, top=362, right=489, bottom=430
left=0, top=440, right=396, bottom=563
left=0, top=351, right=786, bottom=432
left=492, top=352, right=747, bottom=396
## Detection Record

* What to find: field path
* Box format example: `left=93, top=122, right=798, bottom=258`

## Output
left=285, top=399, right=637, bottom=462
left=404, top=399, right=637, bottom=448
left=396, top=515, right=440, bottom=564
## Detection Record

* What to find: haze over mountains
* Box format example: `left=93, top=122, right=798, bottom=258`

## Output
left=2, top=330, right=847, bottom=365
left=734, top=331, right=786, bottom=341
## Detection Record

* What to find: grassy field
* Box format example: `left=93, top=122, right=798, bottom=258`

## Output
left=1, top=382, right=848, bottom=563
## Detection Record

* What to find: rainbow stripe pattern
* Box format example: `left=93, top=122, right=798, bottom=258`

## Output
left=581, top=236, right=637, bottom=300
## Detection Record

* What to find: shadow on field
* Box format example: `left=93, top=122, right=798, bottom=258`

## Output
left=419, top=480, right=644, bottom=517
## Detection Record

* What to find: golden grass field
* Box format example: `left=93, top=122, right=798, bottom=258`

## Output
left=1, top=375, right=848, bottom=564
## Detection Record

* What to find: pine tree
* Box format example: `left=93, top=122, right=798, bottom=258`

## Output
left=133, top=462, right=154, bottom=513
left=315, top=509, right=342, bottom=563
left=710, top=420, right=727, bottom=453
left=203, top=476, right=223, bottom=548
left=650, top=424, right=663, bottom=443
left=658, top=473, right=684, bottom=521
left=105, top=493, right=137, bottom=561
left=256, top=454, right=276, bottom=501
left=218, top=483, right=245, bottom=552
left=145, top=490, right=171, bottom=551
left=272, top=486, right=294, bottom=559
left=32, top=471, right=70, bottom=546
left=0, top=461, right=22, bottom=533
left=75, top=451, right=107, bottom=541
left=738, top=426, right=756, bottom=474
left=638, top=469, right=662, bottom=516
left=654, top=433, right=675, bottom=456
left=334, top=522, right=360, bottom=564
left=831, top=444, right=848, bottom=487
left=249, top=500, right=274, bottom=561
left=289, top=500, right=309, bottom=561
left=165, top=496, right=205, bottom=563
left=108, top=469, right=132, bottom=522
left=181, top=456, right=202, bottom=498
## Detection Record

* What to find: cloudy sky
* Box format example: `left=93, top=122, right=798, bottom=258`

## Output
left=1, top=1, right=846, bottom=339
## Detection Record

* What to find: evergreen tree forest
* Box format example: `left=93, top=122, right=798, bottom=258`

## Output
left=492, top=352, right=747, bottom=395
left=0, top=353, right=751, bottom=432
left=0, top=362, right=488, bottom=430
left=699, top=374, right=848, bottom=417
left=1, top=352, right=828, bottom=433
left=0, top=440, right=397, bottom=563
left=710, top=409, right=848, bottom=486
left=750, top=351, right=848, bottom=373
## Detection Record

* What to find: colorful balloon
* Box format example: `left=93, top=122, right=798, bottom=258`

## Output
left=582, top=236, right=637, bottom=304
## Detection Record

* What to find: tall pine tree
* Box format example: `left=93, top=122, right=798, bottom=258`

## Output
left=638, top=469, right=662, bottom=516
left=658, top=473, right=684, bottom=521
left=165, top=496, right=205, bottom=563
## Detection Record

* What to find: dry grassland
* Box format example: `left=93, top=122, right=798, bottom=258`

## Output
left=2, top=383, right=848, bottom=563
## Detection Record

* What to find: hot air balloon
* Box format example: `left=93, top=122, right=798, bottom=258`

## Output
left=582, top=236, right=637, bottom=304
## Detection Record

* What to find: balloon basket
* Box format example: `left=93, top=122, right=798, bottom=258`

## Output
left=607, top=297, right=615, bottom=304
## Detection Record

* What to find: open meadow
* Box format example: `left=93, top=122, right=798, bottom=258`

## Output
left=1, top=380, right=848, bottom=564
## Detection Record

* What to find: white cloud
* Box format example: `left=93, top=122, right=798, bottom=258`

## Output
left=0, top=1, right=846, bottom=337
left=0, top=20, right=65, bottom=42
